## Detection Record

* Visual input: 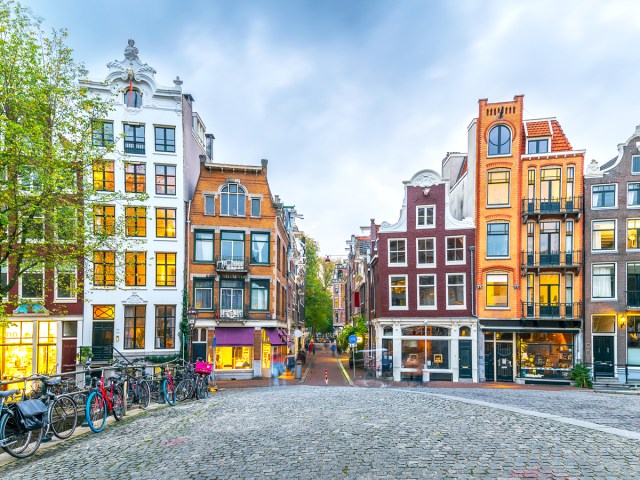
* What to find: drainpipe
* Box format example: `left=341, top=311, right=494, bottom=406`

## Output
left=469, top=246, right=476, bottom=317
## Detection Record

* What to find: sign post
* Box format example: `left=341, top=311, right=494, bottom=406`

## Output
left=348, top=334, right=357, bottom=383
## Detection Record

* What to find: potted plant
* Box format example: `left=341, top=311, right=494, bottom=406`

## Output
left=570, top=363, right=592, bottom=388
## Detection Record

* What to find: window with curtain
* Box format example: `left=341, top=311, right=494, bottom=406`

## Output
left=251, top=233, right=269, bottom=264
left=592, top=184, right=616, bottom=208
left=629, top=183, right=640, bottom=207
left=194, top=230, right=214, bottom=262
left=592, top=264, right=615, bottom=299
left=250, top=279, right=269, bottom=311
left=486, top=273, right=508, bottom=307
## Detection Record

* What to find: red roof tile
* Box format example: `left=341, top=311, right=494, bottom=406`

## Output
left=526, top=121, right=551, bottom=137
left=550, top=120, right=572, bottom=151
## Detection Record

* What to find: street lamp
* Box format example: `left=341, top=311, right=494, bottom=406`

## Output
left=187, top=308, right=198, bottom=361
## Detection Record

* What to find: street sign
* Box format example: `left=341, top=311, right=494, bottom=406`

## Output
left=294, top=329, right=303, bottom=338
left=356, top=336, right=363, bottom=343
left=348, top=334, right=357, bottom=345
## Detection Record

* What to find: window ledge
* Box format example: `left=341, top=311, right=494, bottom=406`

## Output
left=416, top=264, right=437, bottom=268
left=53, top=299, right=78, bottom=304
left=485, top=205, right=511, bottom=209
left=388, top=263, right=408, bottom=268
left=446, top=306, right=467, bottom=310
left=591, top=250, right=618, bottom=254
left=416, top=225, right=436, bottom=229
left=153, top=151, right=177, bottom=156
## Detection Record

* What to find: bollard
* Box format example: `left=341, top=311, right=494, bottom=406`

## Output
left=324, top=368, right=328, bottom=385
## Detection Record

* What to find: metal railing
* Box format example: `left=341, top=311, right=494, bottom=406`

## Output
left=215, top=256, right=249, bottom=272
left=522, top=250, right=582, bottom=269
left=521, top=302, right=582, bottom=319
left=585, top=361, right=640, bottom=384
left=215, top=306, right=246, bottom=321
left=124, top=141, right=145, bottom=155
left=521, top=196, right=583, bottom=216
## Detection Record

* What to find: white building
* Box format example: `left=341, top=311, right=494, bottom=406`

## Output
left=81, top=40, right=186, bottom=361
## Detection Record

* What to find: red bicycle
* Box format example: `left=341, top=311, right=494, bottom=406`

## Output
left=162, top=365, right=177, bottom=406
left=85, top=373, right=125, bottom=433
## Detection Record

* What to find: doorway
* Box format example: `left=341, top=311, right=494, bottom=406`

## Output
left=496, top=342, right=513, bottom=381
left=593, top=335, right=615, bottom=377
left=459, top=340, right=472, bottom=379
left=92, top=321, right=114, bottom=361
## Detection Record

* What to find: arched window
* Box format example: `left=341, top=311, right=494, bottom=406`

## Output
left=221, top=183, right=246, bottom=216
left=488, top=125, right=511, bottom=156
left=123, top=87, right=142, bottom=108
left=460, top=326, right=471, bottom=337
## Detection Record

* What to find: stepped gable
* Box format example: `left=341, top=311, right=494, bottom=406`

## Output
left=550, top=120, right=572, bottom=151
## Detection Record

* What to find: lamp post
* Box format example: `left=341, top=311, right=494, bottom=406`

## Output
left=187, top=308, right=198, bottom=362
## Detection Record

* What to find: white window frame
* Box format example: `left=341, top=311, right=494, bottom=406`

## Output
left=526, top=137, right=551, bottom=155
left=25, top=213, right=45, bottom=243
left=388, top=238, right=407, bottom=267
left=54, top=206, right=77, bottom=243
left=485, top=273, right=509, bottom=309
left=389, top=274, right=408, bottom=310
left=591, top=262, right=616, bottom=301
left=416, top=237, right=436, bottom=268
left=445, top=236, right=466, bottom=265
left=54, top=264, right=77, bottom=302
left=591, top=219, right=617, bottom=253
left=632, top=155, right=640, bottom=175
left=591, top=183, right=618, bottom=209
left=19, top=265, right=44, bottom=300
left=0, top=262, right=7, bottom=302
left=417, top=274, right=436, bottom=310
left=203, top=194, right=215, bottom=215
left=416, top=205, right=435, bottom=229
left=628, top=182, right=640, bottom=208
left=446, top=273, right=466, bottom=310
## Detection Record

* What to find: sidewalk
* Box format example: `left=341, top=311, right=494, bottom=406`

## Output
left=216, top=358, right=312, bottom=389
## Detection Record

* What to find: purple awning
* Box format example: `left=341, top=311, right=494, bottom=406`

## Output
left=264, top=328, right=286, bottom=345
left=214, top=327, right=254, bottom=346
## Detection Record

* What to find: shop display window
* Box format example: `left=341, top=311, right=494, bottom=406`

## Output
left=427, top=340, right=449, bottom=369
left=518, top=333, right=573, bottom=379
left=215, top=346, right=252, bottom=370
left=1, top=322, right=34, bottom=380
left=401, top=326, right=425, bottom=336
left=628, top=316, right=640, bottom=364
left=401, top=340, right=424, bottom=370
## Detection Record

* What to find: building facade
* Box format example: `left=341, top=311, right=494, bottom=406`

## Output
left=81, top=41, right=185, bottom=362
left=584, top=126, right=640, bottom=383
left=474, top=96, right=585, bottom=384
left=187, top=159, right=292, bottom=379
left=371, top=169, right=477, bottom=382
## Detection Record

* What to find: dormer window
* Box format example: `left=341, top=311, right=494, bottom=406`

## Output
left=123, top=87, right=142, bottom=108
left=527, top=139, right=549, bottom=154
left=488, top=125, right=511, bottom=156
left=221, top=183, right=246, bottom=216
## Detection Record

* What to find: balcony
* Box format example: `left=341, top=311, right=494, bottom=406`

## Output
left=521, top=196, right=582, bottom=223
left=215, top=256, right=249, bottom=273
left=521, top=302, right=581, bottom=320
left=215, top=306, right=246, bottom=322
left=521, top=250, right=582, bottom=276
left=626, top=291, right=640, bottom=310
left=124, top=141, right=145, bottom=155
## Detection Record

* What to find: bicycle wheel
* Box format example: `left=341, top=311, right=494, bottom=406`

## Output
left=175, top=379, right=190, bottom=402
left=162, top=379, right=176, bottom=406
left=85, top=392, right=107, bottom=433
left=111, top=385, right=125, bottom=421
left=138, top=380, right=151, bottom=410
left=199, top=377, right=209, bottom=399
left=48, top=395, right=78, bottom=439
left=0, top=411, right=43, bottom=459
left=72, top=392, right=87, bottom=420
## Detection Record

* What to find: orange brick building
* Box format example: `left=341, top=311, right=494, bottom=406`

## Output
left=187, top=158, right=291, bottom=379
left=475, top=95, right=584, bottom=384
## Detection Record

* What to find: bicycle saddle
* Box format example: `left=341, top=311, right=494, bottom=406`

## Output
left=0, top=389, right=19, bottom=398
left=45, top=378, right=62, bottom=386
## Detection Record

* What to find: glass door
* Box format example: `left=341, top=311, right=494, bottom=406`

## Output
left=539, top=222, right=560, bottom=265
left=539, top=274, right=560, bottom=317
left=540, top=168, right=561, bottom=212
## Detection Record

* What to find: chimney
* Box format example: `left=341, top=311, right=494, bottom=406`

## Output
left=261, top=158, right=268, bottom=171
left=206, top=133, right=215, bottom=161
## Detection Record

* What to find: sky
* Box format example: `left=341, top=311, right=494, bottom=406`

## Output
left=21, top=0, right=640, bottom=256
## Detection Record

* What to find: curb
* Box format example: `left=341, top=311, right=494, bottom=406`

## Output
left=299, top=355, right=314, bottom=384
left=336, top=354, right=355, bottom=386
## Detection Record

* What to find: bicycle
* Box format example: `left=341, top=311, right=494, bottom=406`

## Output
left=34, top=375, right=78, bottom=440
left=85, top=370, right=125, bottom=433
left=123, top=365, right=151, bottom=410
left=162, top=364, right=177, bottom=406
left=0, top=379, right=46, bottom=459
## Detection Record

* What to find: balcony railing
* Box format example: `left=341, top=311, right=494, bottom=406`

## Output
left=215, top=256, right=248, bottom=272
left=521, top=196, right=582, bottom=221
left=124, top=141, right=145, bottom=155
left=521, top=302, right=581, bottom=320
left=626, top=290, right=640, bottom=309
left=521, top=250, right=582, bottom=274
left=91, top=345, right=113, bottom=362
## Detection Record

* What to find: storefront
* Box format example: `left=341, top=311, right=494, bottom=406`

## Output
left=262, top=328, right=287, bottom=377
left=213, top=327, right=254, bottom=379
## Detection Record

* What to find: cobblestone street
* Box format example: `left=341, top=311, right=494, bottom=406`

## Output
left=1, top=385, right=639, bottom=479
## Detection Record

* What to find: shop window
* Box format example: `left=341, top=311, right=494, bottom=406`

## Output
left=628, top=316, right=640, bottom=364
left=488, top=125, right=511, bottom=156
left=426, top=340, right=449, bottom=369
left=416, top=238, right=435, bottom=267
left=155, top=305, right=175, bottom=349
left=1, top=321, right=34, bottom=380
left=125, top=252, right=146, bottom=287
left=401, top=326, right=425, bottom=336
left=388, top=239, right=407, bottom=265
left=194, top=230, right=215, bottom=263
left=215, top=346, right=252, bottom=370
left=486, top=273, right=508, bottom=308
left=518, top=333, right=573, bottom=380
left=416, top=205, right=435, bottom=228
left=592, top=315, right=615, bottom=333
left=487, top=170, right=510, bottom=206
left=220, top=183, right=246, bottom=216
left=389, top=275, right=407, bottom=309
left=93, top=160, right=115, bottom=191
left=250, top=233, right=270, bottom=264
left=417, top=274, right=436, bottom=309
left=156, top=208, right=176, bottom=238
left=124, top=305, right=145, bottom=349
left=592, top=184, right=616, bottom=208
left=426, top=326, right=450, bottom=336
left=125, top=163, right=146, bottom=193
left=592, top=220, right=616, bottom=251
left=125, top=206, right=147, bottom=237
left=37, top=321, right=56, bottom=374
left=156, top=253, right=176, bottom=287
left=401, top=340, right=424, bottom=373
left=193, top=279, right=213, bottom=310
left=592, top=264, right=615, bottom=299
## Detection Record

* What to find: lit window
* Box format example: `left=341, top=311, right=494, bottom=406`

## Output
left=125, top=206, right=147, bottom=237
left=94, top=251, right=115, bottom=287
left=592, top=220, right=616, bottom=251
left=93, top=305, right=115, bottom=320
left=487, top=223, right=509, bottom=258
left=592, top=264, right=615, bottom=299
left=446, top=274, right=465, bottom=308
left=388, top=239, right=406, bottom=265
left=592, top=184, right=616, bottom=208
left=417, top=274, right=436, bottom=308
left=488, top=125, right=511, bottom=156
left=417, top=238, right=435, bottom=266
left=628, top=219, right=640, bottom=250
left=124, top=305, right=145, bottom=349
left=487, top=170, right=510, bottom=206
left=527, top=139, right=548, bottom=154
left=446, top=236, right=465, bottom=264
left=221, top=183, right=246, bottom=216
left=156, top=253, right=176, bottom=287
left=156, top=208, right=176, bottom=238
left=486, top=274, right=508, bottom=307
left=194, top=230, right=214, bottom=262
left=389, top=275, right=407, bottom=309
left=155, top=305, right=176, bottom=349
left=155, top=127, right=175, bottom=152
left=125, top=163, right=146, bottom=193
left=417, top=205, right=435, bottom=228
left=93, top=160, right=115, bottom=191
left=125, top=252, right=146, bottom=287
left=93, top=205, right=115, bottom=236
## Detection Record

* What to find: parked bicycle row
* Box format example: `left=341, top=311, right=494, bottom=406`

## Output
left=0, top=359, right=216, bottom=459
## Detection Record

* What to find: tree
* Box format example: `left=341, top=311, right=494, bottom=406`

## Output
left=321, top=259, right=335, bottom=291
left=303, top=236, right=333, bottom=335
left=0, top=1, right=126, bottom=322
left=336, top=316, right=367, bottom=351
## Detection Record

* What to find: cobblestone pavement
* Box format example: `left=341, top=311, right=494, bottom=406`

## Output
left=1, top=386, right=639, bottom=479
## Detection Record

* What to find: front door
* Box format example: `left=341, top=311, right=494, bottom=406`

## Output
left=92, top=322, right=114, bottom=362
left=593, top=336, right=615, bottom=377
left=484, top=341, right=494, bottom=381
left=496, top=342, right=513, bottom=382
left=459, top=340, right=472, bottom=379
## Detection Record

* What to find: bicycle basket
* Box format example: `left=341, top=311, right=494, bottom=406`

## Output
left=194, top=361, right=213, bottom=375
left=16, top=399, right=48, bottom=431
